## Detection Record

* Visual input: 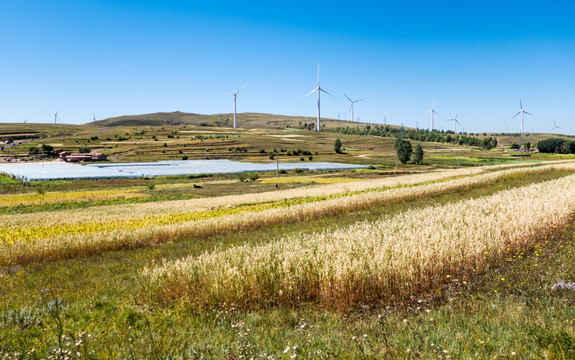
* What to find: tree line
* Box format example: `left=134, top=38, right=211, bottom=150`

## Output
left=326, top=125, right=497, bottom=150
left=537, top=138, right=575, bottom=154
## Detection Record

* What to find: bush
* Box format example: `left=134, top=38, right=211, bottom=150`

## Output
left=29, top=146, right=39, bottom=154
left=248, top=172, right=259, bottom=182
left=78, top=147, right=91, bottom=153
left=367, top=165, right=376, bottom=170
left=237, top=173, right=248, bottom=182
left=334, top=138, right=343, bottom=154
left=182, top=156, right=188, bottom=160
left=40, top=144, right=54, bottom=153
left=147, top=183, right=156, bottom=190
left=293, top=168, right=304, bottom=174
left=279, top=169, right=287, bottom=174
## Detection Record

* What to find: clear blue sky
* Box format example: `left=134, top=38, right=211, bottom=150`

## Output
left=1, top=1, right=574, bottom=134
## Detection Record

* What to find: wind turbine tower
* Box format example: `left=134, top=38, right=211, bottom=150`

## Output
left=427, top=99, right=439, bottom=131
left=302, top=64, right=334, bottom=131
left=447, top=112, right=461, bottom=133
left=228, top=82, right=248, bottom=129
left=512, top=99, right=533, bottom=135
left=344, top=95, right=364, bottom=122
left=54, top=110, right=59, bottom=124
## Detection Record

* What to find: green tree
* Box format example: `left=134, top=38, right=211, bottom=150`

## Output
left=334, top=138, right=343, bottom=154
left=413, top=144, right=424, bottom=164
left=40, top=144, right=54, bottom=153
left=394, top=139, right=412, bottom=164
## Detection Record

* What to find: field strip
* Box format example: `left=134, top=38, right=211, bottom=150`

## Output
left=2, top=162, right=575, bottom=266
left=1, top=161, right=571, bottom=229
left=143, top=173, right=575, bottom=311
left=0, top=188, right=146, bottom=207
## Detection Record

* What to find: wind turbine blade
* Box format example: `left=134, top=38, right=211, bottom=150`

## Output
left=300, top=88, right=317, bottom=100
left=511, top=112, right=521, bottom=119
left=523, top=111, right=533, bottom=116
left=320, top=88, right=337, bottom=99
left=344, top=94, right=352, bottom=103
left=432, top=98, right=436, bottom=108
left=519, top=99, right=523, bottom=110
left=237, top=82, right=249, bottom=94
left=355, top=98, right=364, bottom=103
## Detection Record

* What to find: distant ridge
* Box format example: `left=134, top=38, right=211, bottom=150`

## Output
left=94, top=111, right=379, bottom=129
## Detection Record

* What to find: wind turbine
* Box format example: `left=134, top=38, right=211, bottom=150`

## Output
left=344, top=95, right=363, bottom=122
left=551, top=121, right=562, bottom=134
left=512, top=99, right=533, bottom=134
left=302, top=64, right=335, bottom=131
left=447, top=112, right=461, bottom=133
left=228, top=82, right=249, bottom=129
left=426, top=99, right=439, bottom=131
left=504, top=120, right=510, bottom=133
left=93, top=112, right=96, bottom=122
left=54, top=110, right=59, bottom=124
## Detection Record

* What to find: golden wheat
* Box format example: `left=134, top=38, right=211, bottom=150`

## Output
left=143, top=173, right=575, bottom=311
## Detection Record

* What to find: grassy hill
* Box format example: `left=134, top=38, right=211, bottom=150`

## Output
left=93, top=111, right=372, bottom=130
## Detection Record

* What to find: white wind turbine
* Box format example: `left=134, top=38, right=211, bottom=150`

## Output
left=344, top=95, right=363, bottom=122
left=447, top=111, right=461, bottom=133
left=426, top=99, right=439, bottom=131
left=54, top=110, right=59, bottom=124
left=228, top=82, right=249, bottom=129
left=512, top=99, right=533, bottom=135
left=551, top=121, right=562, bottom=134
left=302, top=64, right=335, bottom=131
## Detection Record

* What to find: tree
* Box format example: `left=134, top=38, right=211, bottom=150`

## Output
left=334, top=138, right=343, bottom=154
left=394, top=139, right=412, bottom=164
left=413, top=144, right=424, bottom=164
left=40, top=144, right=54, bottom=153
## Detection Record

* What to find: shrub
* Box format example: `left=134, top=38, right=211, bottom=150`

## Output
left=237, top=173, right=248, bottom=182
left=334, top=138, right=343, bottom=154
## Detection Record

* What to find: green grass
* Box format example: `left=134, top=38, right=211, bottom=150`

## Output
left=0, top=174, right=18, bottom=184
left=1, top=168, right=574, bottom=358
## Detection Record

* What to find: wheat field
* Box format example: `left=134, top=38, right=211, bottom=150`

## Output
left=144, top=173, right=575, bottom=311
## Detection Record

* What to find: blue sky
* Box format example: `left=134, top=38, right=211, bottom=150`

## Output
left=1, top=1, right=574, bottom=134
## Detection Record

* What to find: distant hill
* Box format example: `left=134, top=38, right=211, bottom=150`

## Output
left=93, top=111, right=381, bottom=129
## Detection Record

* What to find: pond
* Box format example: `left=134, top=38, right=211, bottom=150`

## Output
left=0, top=159, right=367, bottom=181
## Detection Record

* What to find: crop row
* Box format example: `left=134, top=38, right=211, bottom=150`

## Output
left=1, top=163, right=574, bottom=265
left=0, top=162, right=541, bottom=229
left=143, top=174, right=575, bottom=311
left=0, top=163, right=563, bottom=245
left=0, top=188, right=146, bottom=207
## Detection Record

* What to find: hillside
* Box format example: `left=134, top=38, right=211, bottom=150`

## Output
left=93, top=111, right=384, bottom=130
